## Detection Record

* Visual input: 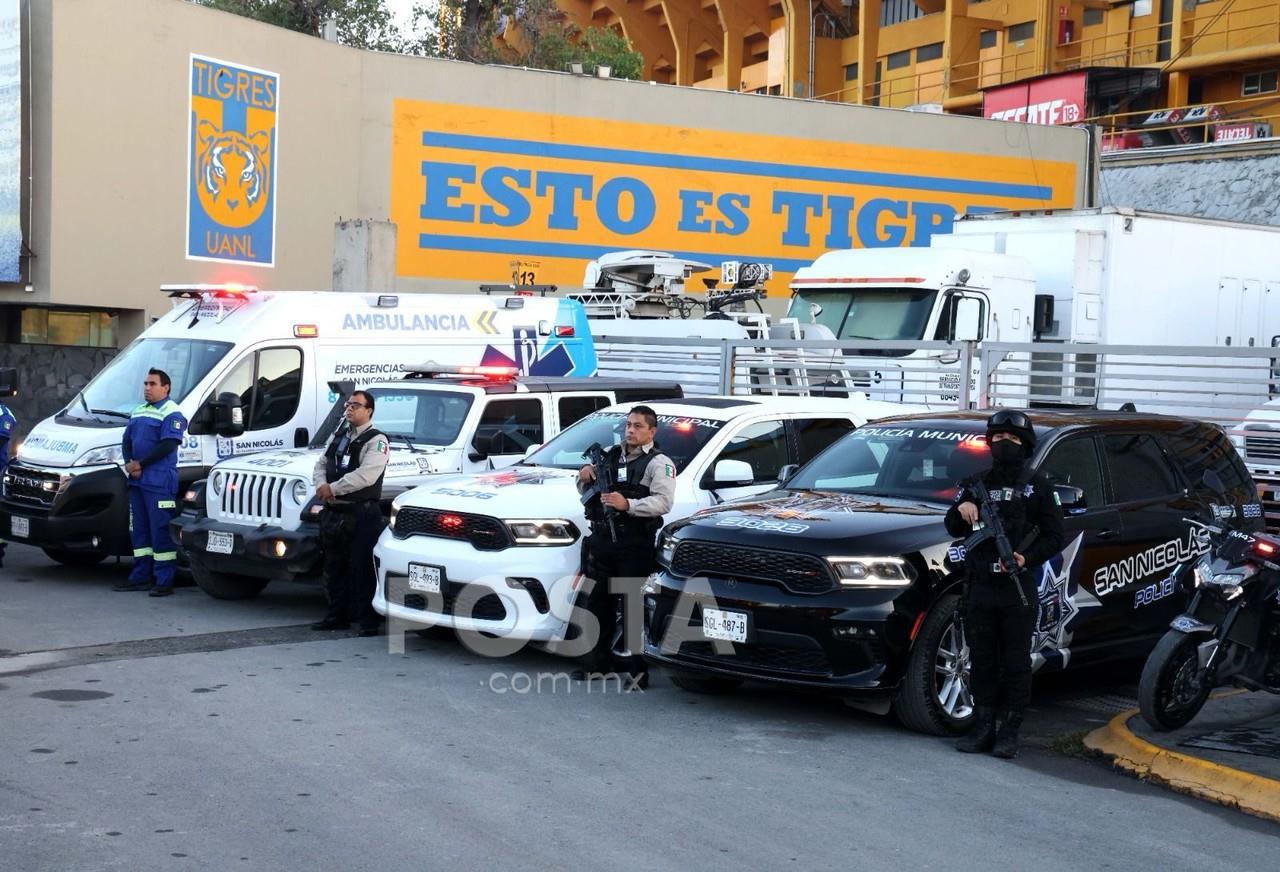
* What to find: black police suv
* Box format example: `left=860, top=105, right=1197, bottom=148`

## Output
left=643, top=411, right=1261, bottom=734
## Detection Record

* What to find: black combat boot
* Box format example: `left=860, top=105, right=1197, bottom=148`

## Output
left=991, top=711, right=1023, bottom=759
left=955, top=706, right=997, bottom=753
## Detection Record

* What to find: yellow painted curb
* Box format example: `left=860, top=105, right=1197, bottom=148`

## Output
left=1084, top=708, right=1280, bottom=824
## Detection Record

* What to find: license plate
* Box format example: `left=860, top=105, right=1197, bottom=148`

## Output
left=206, top=531, right=234, bottom=554
left=408, top=563, right=443, bottom=593
left=11, top=515, right=29, bottom=538
left=702, top=607, right=749, bottom=643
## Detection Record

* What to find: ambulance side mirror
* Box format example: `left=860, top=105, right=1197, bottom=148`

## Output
left=212, top=392, right=245, bottom=438
left=0, top=366, right=16, bottom=398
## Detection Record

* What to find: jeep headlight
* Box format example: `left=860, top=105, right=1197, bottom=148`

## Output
left=291, top=479, right=308, bottom=504
left=75, top=444, right=124, bottom=466
left=504, top=519, right=578, bottom=546
left=827, top=556, right=914, bottom=588
left=210, top=470, right=225, bottom=496
left=657, top=532, right=677, bottom=566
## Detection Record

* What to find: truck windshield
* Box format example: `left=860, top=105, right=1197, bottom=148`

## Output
left=787, top=289, right=939, bottom=342
left=62, top=338, right=234, bottom=423
left=786, top=424, right=991, bottom=502
left=522, top=411, right=723, bottom=472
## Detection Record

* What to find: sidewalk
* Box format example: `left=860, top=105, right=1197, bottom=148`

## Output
left=1085, top=690, right=1280, bottom=823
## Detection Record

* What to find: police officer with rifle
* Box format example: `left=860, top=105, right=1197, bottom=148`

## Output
left=944, top=410, right=1063, bottom=758
left=576, top=406, right=676, bottom=686
left=311, top=390, right=390, bottom=635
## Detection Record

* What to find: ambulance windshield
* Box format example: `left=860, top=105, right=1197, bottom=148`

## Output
left=786, top=288, right=938, bottom=353
left=64, top=338, right=234, bottom=422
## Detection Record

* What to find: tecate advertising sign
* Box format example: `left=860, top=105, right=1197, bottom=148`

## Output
left=984, top=72, right=1087, bottom=126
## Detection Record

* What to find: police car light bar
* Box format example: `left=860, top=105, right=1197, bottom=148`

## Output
left=405, top=364, right=520, bottom=380
left=478, top=284, right=558, bottom=298
left=161, top=283, right=260, bottom=299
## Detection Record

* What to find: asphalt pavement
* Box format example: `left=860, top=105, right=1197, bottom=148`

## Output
left=2, top=543, right=1277, bottom=870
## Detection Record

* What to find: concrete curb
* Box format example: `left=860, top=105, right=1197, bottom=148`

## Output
left=1084, top=708, right=1280, bottom=824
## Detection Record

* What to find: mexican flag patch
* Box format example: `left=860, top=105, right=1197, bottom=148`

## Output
left=664, top=464, right=675, bottom=478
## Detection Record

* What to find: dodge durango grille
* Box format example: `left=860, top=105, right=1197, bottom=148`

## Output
left=393, top=506, right=510, bottom=551
left=670, top=540, right=835, bottom=594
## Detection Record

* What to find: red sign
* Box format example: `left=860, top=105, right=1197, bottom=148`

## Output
left=984, top=72, right=1087, bottom=126
left=1214, top=121, right=1268, bottom=143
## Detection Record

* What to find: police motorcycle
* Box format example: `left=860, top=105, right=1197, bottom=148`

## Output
left=1138, top=472, right=1280, bottom=731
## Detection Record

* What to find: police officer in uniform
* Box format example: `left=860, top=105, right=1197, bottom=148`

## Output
left=575, top=405, right=677, bottom=685
left=114, top=369, right=188, bottom=596
left=945, top=409, right=1063, bottom=758
left=0, top=397, right=15, bottom=569
left=311, top=390, right=390, bottom=635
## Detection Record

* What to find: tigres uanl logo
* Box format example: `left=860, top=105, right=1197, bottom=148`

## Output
left=187, top=55, right=279, bottom=266
left=194, top=121, right=271, bottom=228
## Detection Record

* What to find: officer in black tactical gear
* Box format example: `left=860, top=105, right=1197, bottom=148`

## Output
left=311, top=390, right=390, bottom=636
left=945, top=409, right=1063, bottom=758
left=575, top=405, right=676, bottom=686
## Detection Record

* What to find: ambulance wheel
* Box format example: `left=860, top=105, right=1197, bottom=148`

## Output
left=42, top=547, right=107, bottom=567
left=893, top=593, right=973, bottom=736
left=189, top=558, right=269, bottom=600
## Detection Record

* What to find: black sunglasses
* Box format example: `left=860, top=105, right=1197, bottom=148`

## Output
left=989, top=410, right=1030, bottom=430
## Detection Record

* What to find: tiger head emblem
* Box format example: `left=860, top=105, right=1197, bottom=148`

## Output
left=194, top=120, right=271, bottom=228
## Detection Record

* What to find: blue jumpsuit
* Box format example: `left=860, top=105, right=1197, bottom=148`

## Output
left=122, top=399, right=187, bottom=589
left=0, top=403, right=13, bottom=565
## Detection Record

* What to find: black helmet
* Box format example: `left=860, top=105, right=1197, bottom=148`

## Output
left=986, top=409, right=1035, bottom=454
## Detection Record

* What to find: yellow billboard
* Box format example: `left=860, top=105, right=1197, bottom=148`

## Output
left=390, top=99, right=1079, bottom=287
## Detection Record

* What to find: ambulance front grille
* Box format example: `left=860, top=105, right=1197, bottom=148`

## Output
left=216, top=472, right=290, bottom=525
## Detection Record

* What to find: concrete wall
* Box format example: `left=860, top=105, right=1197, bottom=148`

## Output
left=2, top=0, right=1092, bottom=334
left=0, top=341, right=118, bottom=443
left=1100, top=141, right=1280, bottom=227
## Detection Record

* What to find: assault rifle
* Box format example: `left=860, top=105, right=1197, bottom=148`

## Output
left=963, top=483, right=1034, bottom=607
left=580, top=442, right=620, bottom=542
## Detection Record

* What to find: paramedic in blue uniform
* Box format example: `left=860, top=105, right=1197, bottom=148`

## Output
left=113, top=368, right=187, bottom=596
left=0, top=400, right=14, bottom=568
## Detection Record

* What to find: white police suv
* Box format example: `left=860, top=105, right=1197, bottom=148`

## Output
left=372, top=395, right=912, bottom=645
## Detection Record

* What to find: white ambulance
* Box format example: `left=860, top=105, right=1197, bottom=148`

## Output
left=0, top=285, right=595, bottom=566
left=372, top=395, right=912, bottom=650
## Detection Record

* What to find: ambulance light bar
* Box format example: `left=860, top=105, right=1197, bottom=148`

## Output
left=162, top=283, right=260, bottom=299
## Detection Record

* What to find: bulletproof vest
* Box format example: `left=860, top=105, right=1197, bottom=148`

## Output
left=599, top=444, right=663, bottom=540
left=325, top=426, right=385, bottom=503
left=964, top=465, right=1036, bottom=566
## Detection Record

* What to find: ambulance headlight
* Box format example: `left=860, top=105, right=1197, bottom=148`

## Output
left=76, top=445, right=124, bottom=466
left=291, top=479, right=308, bottom=503
left=504, top=519, right=578, bottom=546
left=210, top=470, right=225, bottom=496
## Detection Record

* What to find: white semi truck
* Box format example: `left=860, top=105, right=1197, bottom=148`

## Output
left=785, top=208, right=1280, bottom=409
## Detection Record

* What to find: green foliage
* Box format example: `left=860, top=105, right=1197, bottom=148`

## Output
left=195, top=0, right=644, bottom=78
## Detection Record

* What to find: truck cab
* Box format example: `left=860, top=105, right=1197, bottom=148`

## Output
left=786, top=248, right=1037, bottom=405
left=173, top=367, right=682, bottom=600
